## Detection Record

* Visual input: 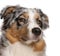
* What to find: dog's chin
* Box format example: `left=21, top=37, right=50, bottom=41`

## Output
left=20, top=36, right=40, bottom=45
left=24, top=39, right=39, bottom=45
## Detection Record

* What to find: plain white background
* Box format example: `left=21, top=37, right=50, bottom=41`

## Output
left=0, top=0, right=60, bottom=56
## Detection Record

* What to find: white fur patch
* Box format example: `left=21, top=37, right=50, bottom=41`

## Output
left=24, top=9, right=41, bottom=44
left=28, top=9, right=39, bottom=39
left=1, top=42, right=45, bottom=56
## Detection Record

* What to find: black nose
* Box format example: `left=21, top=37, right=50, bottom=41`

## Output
left=32, top=27, right=41, bottom=36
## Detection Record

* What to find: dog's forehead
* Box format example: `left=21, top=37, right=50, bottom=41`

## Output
left=21, top=8, right=34, bottom=11
left=19, top=8, right=40, bottom=19
left=22, top=8, right=39, bottom=14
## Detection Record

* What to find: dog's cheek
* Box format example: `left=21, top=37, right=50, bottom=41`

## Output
left=5, top=31, right=18, bottom=44
left=18, top=26, right=28, bottom=40
left=5, top=23, right=28, bottom=43
left=5, top=23, right=19, bottom=43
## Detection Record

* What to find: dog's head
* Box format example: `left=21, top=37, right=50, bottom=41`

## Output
left=0, top=6, right=49, bottom=44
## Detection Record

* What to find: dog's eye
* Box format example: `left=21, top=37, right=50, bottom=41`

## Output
left=19, top=18, right=25, bottom=22
left=19, top=18, right=27, bottom=23
left=37, top=20, right=42, bottom=28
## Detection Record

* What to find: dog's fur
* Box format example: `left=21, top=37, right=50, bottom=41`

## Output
left=0, top=5, right=49, bottom=56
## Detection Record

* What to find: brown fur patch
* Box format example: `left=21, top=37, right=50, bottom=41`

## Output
left=3, top=6, right=16, bottom=17
left=33, top=39, right=46, bottom=51
left=29, top=39, right=46, bottom=51
left=19, top=12, right=29, bottom=19
left=34, top=12, right=41, bottom=20
left=5, top=22, right=28, bottom=44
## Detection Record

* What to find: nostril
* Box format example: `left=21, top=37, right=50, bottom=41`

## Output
left=32, top=28, right=41, bottom=36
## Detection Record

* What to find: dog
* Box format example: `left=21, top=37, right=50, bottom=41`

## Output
left=0, top=5, right=49, bottom=56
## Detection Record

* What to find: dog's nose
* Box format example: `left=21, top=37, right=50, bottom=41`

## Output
left=32, top=27, right=41, bottom=36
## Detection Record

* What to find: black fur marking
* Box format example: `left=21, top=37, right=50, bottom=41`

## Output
left=37, top=20, right=43, bottom=28
left=15, top=18, right=22, bottom=29
left=38, top=9, right=49, bottom=29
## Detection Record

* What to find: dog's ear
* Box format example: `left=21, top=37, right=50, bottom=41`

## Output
left=0, top=6, right=17, bottom=30
left=0, top=6, right=16, bottom=19
left=39, top=9, right=49, bottom=30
